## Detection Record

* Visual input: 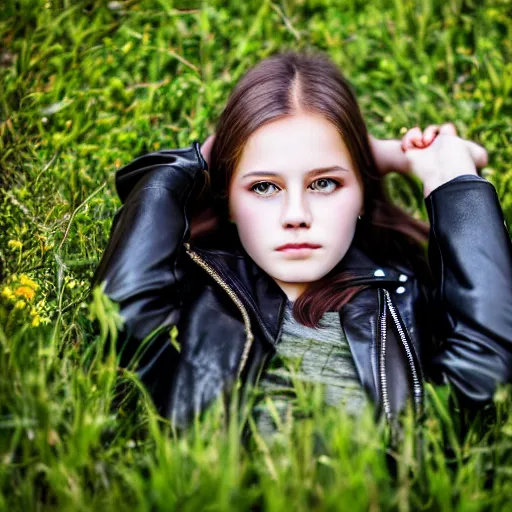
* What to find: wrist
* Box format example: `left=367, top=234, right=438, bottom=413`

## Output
left=370, top=136, right=409, bottom=174
left=423, top=171, right=480, bottom=199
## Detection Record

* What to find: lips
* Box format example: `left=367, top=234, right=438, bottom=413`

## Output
left=276, top=243, right=322, bottom=251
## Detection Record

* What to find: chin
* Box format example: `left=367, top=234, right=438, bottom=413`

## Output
left=270, top=268, right=328, bottom=284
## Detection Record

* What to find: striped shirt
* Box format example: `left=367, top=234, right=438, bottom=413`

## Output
left=252, top=299, right=369, bottom=439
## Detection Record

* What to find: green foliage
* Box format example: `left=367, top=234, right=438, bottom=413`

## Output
left=1, top=0, right=512, bottom=509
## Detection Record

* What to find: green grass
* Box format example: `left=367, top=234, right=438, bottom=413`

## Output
left=1, top=0, right=512, bottom=509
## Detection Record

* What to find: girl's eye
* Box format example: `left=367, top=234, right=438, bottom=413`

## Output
left=250, top=178, right=341, bottom=197
left=250, top=182, right=279, bottom=196
left=310, top=178, right=339, bottom=192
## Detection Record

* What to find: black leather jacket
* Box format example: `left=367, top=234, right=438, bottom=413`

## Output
left=91, top=141, right=512, bottom=431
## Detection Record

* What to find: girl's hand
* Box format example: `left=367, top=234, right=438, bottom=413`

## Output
left=401, top=123, right=488, bottom=198
left=369, top=133, right=437, bottom=176
left=400, top=123, right=449, bottom=150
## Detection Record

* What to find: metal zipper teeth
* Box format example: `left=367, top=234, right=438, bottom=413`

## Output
left=183, top=243, right=254, bottom=379
left=383, top=289, right=423, bottom=414
left=379, top=292, right=392, bottom=423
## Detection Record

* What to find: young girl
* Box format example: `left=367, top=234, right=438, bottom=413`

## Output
left=91, top=50, right=512, bottom=441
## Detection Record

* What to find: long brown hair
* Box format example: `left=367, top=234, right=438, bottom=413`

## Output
left=187, top=50, right=432, bottom=328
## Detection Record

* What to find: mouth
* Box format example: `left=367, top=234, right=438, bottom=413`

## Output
left=276, top=243, right=322, bottom=252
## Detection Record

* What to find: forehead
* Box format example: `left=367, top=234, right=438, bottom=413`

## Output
left=234, top=112, right=354, bottom=179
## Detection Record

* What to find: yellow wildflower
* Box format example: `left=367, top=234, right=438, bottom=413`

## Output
left=14, top=300, right=26, bottom=309
left=15, top=286, right=36, bottom=301
left=32, top=315, right=42, bottom=327
left=8, top=240, right=23, bottom=250
left=1, top=286, right=15, bottom=300
left=20, top=275, right=39, bottom=290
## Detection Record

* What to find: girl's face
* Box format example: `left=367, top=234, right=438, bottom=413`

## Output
left=228, top=112, right=365, bottom=301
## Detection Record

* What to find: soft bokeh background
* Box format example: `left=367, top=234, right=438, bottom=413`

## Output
left=1, top=0, right=511, bottom=509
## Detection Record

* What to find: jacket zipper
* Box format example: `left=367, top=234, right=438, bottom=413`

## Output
left=378, top=290, right=392, bottom=422
left=380, top=288, right=424, bottom=420
left=183, top=243, right=254, bottom=380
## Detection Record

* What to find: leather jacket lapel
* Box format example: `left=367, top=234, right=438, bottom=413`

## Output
left=338, top=287, right=382, bottom=406
left=188, top=245, right=288, bottom=346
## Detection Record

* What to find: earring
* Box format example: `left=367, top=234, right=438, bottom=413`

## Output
left=358, top=215, right=362, bottom=220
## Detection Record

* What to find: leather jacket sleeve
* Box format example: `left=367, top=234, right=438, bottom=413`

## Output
left=90, top=141, right=207, bottom=400
left=421, top=173, right=512, bottom=407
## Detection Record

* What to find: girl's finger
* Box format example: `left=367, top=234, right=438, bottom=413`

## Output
left=422, top=125, right=440, bottom=146
left=200, top=134, right=216, bottom=166
left=439, top=122, right=458, bottom=136
left=401, top=126, right=424, bottom=151
left=463, top=139, right=488, bottom=168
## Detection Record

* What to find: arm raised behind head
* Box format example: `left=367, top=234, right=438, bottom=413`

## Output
left=420, top=172, right=512, bottom=408
left=90, top=141, right=208, bottom=403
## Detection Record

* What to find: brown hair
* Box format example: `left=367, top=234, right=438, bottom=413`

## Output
left=187, top=50, right=432, bottom=328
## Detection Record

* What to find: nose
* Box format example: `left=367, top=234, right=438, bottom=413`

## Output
left=280, top=189, right=312, bottom=229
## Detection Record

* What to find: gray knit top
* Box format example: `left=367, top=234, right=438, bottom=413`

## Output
left=252, top=299, right=369, bottom=439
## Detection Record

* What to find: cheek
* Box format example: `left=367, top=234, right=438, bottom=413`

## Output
left=234, top=195, right=256, bottom=223
left=232, top=196, right=271, bottom=243
left=233, top=191, right=273, bottom=225
left=315, top=190, right=361, bottom=223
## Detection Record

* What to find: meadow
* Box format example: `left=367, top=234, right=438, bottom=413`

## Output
left=1, top=0, right=512, bottom=509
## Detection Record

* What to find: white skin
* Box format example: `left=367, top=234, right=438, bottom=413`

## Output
left=228, top=111, right=365, bottom=301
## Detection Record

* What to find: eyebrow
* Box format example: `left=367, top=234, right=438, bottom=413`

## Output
left=241, top=166, right=350, bottom=180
